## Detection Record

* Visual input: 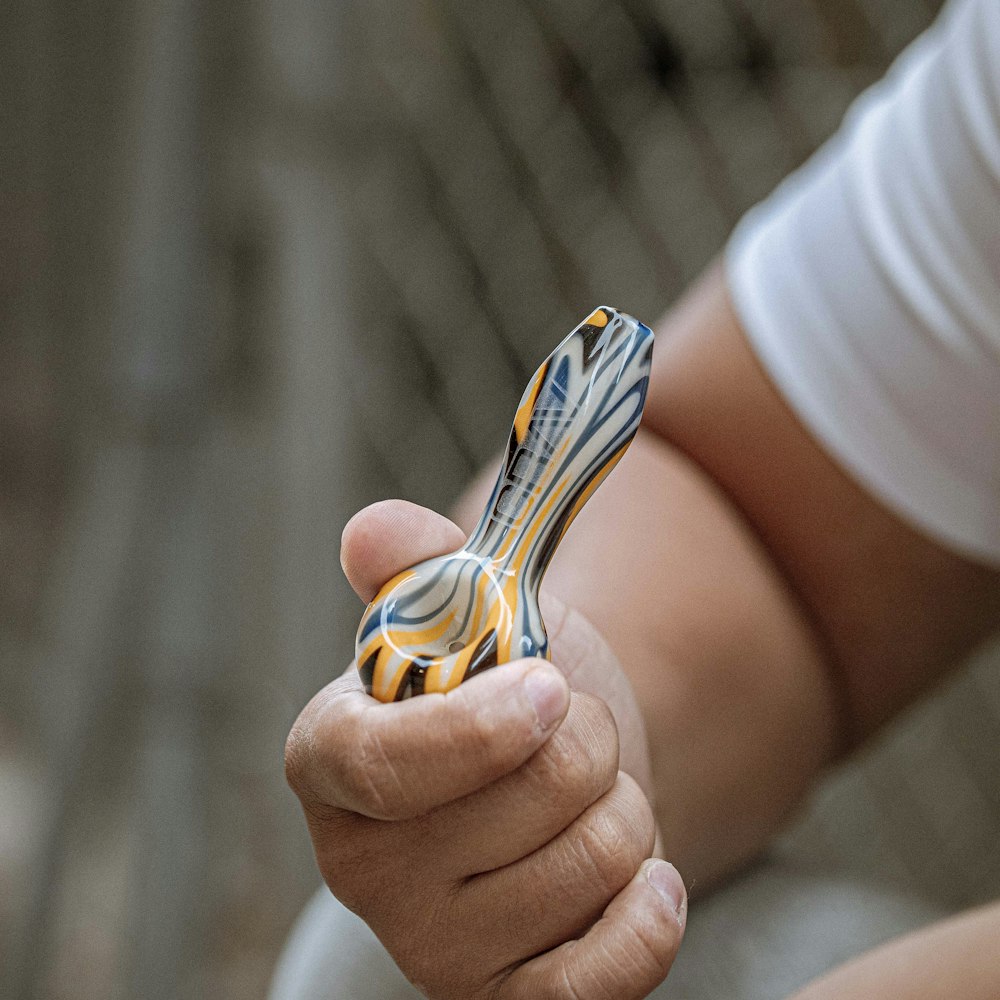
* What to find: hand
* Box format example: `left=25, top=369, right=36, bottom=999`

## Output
left=285, top=500, right=687, bottom=999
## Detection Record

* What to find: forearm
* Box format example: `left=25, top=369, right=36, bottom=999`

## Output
left=789, top=900, right=1000, bottom=999
left=544, top=430, right=838, bottom=886
left=454, top=264, right=999, bottom=888
left=453, top=406, right=838, bottom=888
left=646, top=265, right=1000, bottom=740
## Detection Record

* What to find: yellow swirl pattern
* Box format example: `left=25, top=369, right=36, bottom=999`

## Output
left=357, top=306, right=653, bottom=702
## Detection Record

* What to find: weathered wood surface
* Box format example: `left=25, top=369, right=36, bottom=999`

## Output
left=10, top=2, right=1000, bottom=1000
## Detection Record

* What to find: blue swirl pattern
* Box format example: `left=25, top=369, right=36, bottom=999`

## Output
left=357, top=307, right=653, bottom=701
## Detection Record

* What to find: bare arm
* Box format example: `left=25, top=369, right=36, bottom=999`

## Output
left=455, top=262, right=1000, bottom=886
left=790, top=900, right=1000, bottom=999
left=646, top=264, right=1000, bottom=741
left=286, top=261, right=997, bottom=999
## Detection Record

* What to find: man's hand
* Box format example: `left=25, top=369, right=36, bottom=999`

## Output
left=285, top=500, right=687, bottom=1000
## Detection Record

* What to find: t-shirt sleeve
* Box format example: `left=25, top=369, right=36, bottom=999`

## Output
left=725, top=0, right=1000, bottom=567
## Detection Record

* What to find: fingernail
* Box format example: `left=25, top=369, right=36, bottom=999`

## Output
left=523, top=666, right=567, bottom=731
left=645, top=860, right=686, bottom=923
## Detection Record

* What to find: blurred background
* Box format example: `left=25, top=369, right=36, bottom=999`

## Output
left=7, top=1, right=1000, bottom=998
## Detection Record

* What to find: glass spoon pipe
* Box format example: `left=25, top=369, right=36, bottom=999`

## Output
left=356, top=306, right=654, bottom=702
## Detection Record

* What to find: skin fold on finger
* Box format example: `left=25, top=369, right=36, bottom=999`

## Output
left=403, top=692, right=620, bottom=878
left=452, top=772, right=657, bottom=976
left=284, top=658, right=570, bottom=821
left=539, top=591, right=656, bottom=802
left=496, top=858, right=687, bottom=1000
left=340, top=499, right=466, bottom=603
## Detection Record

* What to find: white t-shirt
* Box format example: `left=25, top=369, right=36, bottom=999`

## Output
left=726, top=0, right=1000, bottom=567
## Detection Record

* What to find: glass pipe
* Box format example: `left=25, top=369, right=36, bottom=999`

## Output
left=356, top=307, right=654, bottom=702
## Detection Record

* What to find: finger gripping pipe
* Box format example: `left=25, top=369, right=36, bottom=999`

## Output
left=356, top=307, right=654, bottom=702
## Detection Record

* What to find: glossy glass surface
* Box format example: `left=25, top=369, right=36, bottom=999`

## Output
left=357, top=307, right=653, bottom=701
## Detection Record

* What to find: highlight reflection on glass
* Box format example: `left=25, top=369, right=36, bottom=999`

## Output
left=356, top=307, right=653, bottom=702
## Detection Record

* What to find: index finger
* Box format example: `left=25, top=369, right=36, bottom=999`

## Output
left=285, top=658, right=569, bottom=821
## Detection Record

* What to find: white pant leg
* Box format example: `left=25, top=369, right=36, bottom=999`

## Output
left=269, top=890, right=420, bottom=1000
left=664, top=858, right=944, bottom=999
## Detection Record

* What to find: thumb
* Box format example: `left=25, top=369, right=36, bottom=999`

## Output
left=341, top=499, right=466, bottom=602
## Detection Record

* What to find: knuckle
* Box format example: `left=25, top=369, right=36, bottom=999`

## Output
left=283, top=720, right=314, bottom=797
left=613, top=772, right=657, bottom=854
left=575, top=819, right=634, bottom=898
left=572, top=778, right=652, bottom=895
left=284, top=719, right=341, bottom=825
left=344, top=727, right=412, bottom=820
left=522, top=697, right=619, bottom=815
left=285, top=681, right=362, bottom=814
left=535, top=726, right=599, bottom=796
left=572, top=694, right=620, bottom=768
left=287, top=693, right=408, bottom=821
